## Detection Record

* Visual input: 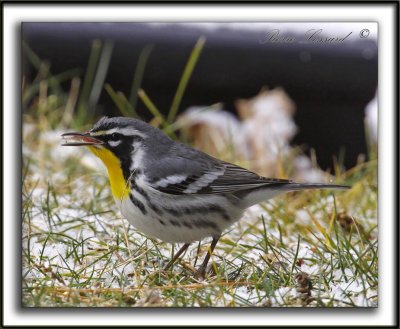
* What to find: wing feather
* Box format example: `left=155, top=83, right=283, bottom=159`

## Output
left=148, top=157, right=291, bottom=195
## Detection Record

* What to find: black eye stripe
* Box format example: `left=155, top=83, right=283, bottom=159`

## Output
left=110, top=133, right=121, bottom=141
left=103, top=133, right=144, bottom=144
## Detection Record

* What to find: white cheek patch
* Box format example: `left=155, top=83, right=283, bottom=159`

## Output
left=108, top=140, right=122, bottom=147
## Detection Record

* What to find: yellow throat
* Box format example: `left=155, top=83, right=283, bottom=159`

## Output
left=88, top=146, right=130, bottom=200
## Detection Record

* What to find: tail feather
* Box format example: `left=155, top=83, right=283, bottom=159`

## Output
left=238, top=182, right=350, bottom=208
left=277, top=183, right=350, bottom=191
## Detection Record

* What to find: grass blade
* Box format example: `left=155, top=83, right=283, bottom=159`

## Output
left=129, top=44, right=154, bottom=111
left=76, top=39, right=102, bottom=123
left=167, top=36, right=206, bottom=123
left=88, top=40, right=114, bottom=114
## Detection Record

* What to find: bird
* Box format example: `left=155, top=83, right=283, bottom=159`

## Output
left=61, top=116, right=350, bottom=278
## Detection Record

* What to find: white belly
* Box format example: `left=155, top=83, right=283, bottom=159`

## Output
left=117, top=192, right=243, bottom=243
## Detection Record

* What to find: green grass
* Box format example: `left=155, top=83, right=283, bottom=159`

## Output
left=22, top=119, right=377, bottom=307
left=21, top=37, right=378, bottom=307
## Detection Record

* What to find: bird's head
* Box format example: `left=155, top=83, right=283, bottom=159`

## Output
left=61, top=116, right=171, bottom=199
left=62, top=116, right=150, bottom=152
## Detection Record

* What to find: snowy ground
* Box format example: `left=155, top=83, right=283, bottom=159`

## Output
left=22, top=95, right=377, bottom=307
left=22, top=139, right=377, bottom=307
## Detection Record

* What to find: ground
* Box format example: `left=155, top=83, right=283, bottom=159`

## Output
left=22, top=125, right=377, bottom=307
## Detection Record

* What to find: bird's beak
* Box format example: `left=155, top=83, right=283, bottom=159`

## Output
left=61, top=132, right=104, bottom=146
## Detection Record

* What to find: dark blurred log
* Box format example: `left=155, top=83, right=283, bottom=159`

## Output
left=22, top=23, right=377, bottom=169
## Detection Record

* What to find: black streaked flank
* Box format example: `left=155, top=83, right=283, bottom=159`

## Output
left=182, top=222, right=193, bottom=229
left=168, top=218, right=216, bottom=230
left=129, top=193, right=147, bottom=215
left=164, top=207, right=182, bottom=217
left=147, top=203, right=163, bottom=215
left=162, top=204, right=230, bottom=222
left=169, top=219, right=181, bottom=227
left=130, top=178, right=163, bottom=215
left=192, top=219, right=218, bottom=230
left=208, top=204, right=230, bottom=221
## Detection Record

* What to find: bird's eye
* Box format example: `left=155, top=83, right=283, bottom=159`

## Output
left=110, top=133, right=120, bottom=141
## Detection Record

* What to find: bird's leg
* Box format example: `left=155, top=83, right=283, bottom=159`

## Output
left=194, top=236, right=220, bottom=279
left=163, top=243, right=191, bottom=271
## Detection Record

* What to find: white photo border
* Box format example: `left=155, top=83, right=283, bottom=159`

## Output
left=3, top=2, right=398, bottom=327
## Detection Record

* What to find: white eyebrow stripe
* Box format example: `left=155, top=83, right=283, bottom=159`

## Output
left=90, top=130, right=106, bottom=136
left=91, top=127, right=146, bottom=138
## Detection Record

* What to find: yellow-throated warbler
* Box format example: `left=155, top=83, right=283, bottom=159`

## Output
left=62, top=116, right=349, bottom=278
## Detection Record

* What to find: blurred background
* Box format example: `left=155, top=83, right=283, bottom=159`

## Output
left=22, top=22, right=378, bottom=175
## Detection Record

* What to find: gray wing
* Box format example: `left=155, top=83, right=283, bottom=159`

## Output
left=146, top=146, right=291, bottom=195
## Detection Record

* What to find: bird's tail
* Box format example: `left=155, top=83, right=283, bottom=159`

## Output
left=278, top=183, right=350, bottom=191
left=239, top=182, right=350, bottom=208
